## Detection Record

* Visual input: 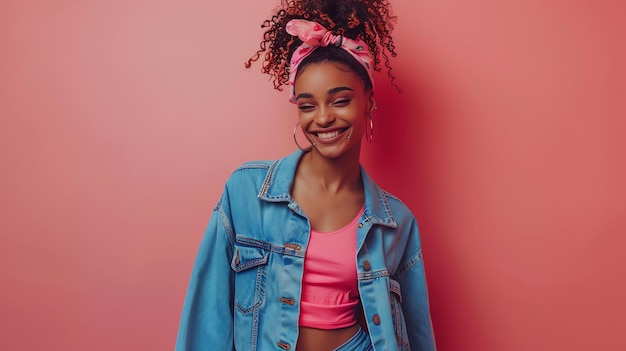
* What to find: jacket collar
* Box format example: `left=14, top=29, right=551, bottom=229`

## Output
left=258, top=149, right=397, bottom=228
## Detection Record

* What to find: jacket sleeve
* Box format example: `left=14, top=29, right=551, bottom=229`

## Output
left=175, top=189, right=235, bottom=351
left=397, top=218, right=437, bottom=351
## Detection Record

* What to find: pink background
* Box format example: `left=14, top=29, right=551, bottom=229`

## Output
left=1, top=0, right=624, bottom=350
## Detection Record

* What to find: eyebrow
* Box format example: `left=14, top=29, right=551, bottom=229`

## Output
left=328, top=86, right=354, bottom=94
left=295, top=86, right=355, bottom=101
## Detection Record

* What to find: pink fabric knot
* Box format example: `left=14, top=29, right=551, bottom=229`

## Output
left=286, top=19, right=375, bottom=102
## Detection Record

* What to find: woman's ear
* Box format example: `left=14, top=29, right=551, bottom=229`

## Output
left=368, top=92, right=376, bottom=112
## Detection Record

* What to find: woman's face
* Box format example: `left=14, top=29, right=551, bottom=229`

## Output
left=293, top=62, right=373, bottom=160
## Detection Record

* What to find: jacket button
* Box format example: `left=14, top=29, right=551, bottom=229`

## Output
left=372, top=314, right=381, bottom=325
left=363, top=260, right=371, bottom=271
left=277, top=341, right=291, bottom=350
left=284, top=243, right=301, bottom=251
left=279, top=297, right=295, bottom=305
left=358, top=223, right=364, bottom=228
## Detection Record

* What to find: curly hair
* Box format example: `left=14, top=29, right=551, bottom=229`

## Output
left=245, top=0, right=398, bottom=91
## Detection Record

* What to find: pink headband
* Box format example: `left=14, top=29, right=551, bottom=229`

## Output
left=286, top=19, right=375, bottom=102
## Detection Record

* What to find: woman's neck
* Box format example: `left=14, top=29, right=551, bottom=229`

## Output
left=299, top=148, right=362, bottom=194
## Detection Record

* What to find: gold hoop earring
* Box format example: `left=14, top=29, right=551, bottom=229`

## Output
left=367, top=112, right=374, bottom=143
left=293, top=122, right=314, bottom=151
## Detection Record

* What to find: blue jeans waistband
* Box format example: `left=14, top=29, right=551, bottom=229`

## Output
left=333, top=327, right=373, bottom=351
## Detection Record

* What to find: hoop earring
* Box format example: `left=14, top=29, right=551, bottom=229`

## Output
left=366, top=112, right=374, bottom=143
left=293, top=122, right=314, bottom=151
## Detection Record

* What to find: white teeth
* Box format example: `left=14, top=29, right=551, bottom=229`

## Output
left=317, top=131, right=340, bottom=139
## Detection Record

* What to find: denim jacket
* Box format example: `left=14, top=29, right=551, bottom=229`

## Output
left=176, top=150, right=436, bottom=351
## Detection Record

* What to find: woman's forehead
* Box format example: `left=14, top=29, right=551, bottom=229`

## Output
left=294, top=62, right=365, bottom=93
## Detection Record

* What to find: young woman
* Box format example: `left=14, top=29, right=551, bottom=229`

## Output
left=176, top=1, right=436, bottom=350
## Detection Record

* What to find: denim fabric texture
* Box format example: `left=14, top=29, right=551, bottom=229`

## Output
left=333, top=327, right=373, bottom=351
left=176, top=150, right=436, bottom=351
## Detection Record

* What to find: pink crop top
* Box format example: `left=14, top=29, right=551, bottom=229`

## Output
left=299, top=207, right=364, bottom=330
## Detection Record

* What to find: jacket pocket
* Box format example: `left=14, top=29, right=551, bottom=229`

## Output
left=389, top=278, right=411, bottom=351
left=231, top=243, right=269, bottom=314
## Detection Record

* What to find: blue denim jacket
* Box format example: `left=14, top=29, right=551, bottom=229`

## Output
left=176, top=150, right=436, bottom=351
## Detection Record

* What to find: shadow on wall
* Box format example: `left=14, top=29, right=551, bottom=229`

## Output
left=362, top=62, right=489, bottom=349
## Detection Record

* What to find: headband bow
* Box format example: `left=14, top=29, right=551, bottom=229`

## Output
left=286, top=19, right=375, bottom=102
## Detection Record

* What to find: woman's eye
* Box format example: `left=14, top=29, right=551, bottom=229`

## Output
left=298, top=104, right=315, bottom=111
left=332, top=98, right=351, bottom=106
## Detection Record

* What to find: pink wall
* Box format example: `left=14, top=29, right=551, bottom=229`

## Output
left=1, top=1, right=624, bottom=350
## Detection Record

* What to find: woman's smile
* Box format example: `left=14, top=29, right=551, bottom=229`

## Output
left=310, top=127, right=350, bottom=143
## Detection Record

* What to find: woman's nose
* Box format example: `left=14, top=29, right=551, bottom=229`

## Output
left=315, top=106, right=335, bottom=126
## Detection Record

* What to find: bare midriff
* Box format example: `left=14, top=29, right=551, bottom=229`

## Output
left=296, top=324, right=360, bottom=351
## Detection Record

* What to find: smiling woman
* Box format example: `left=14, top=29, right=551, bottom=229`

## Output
left=175, top=1, right=436, bottom=350
left=293, top=62, right=372, bottom=162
